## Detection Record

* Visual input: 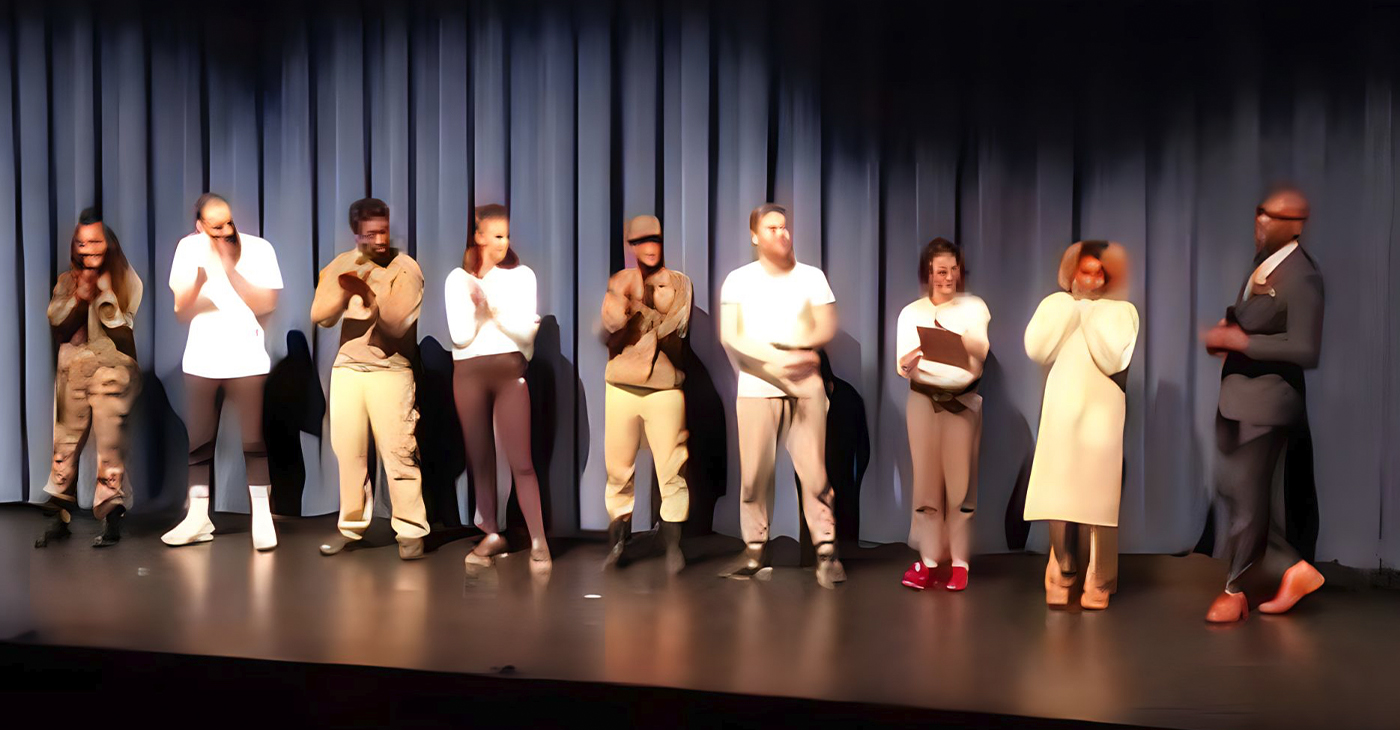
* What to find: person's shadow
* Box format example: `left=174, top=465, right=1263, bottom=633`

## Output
left=794, top=331, right=870, bottom=567
left=679, top=308, right=728, bottom=537
left=977, top=353, right=1035, bottom=551
left=262, top=330, right=324, bottom=516
left=416, top=336, right=468, bottom=539
left=503, top=315, right=583, bottom=556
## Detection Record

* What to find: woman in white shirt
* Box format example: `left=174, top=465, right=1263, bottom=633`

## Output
left=445, top=204, right=550, bottom=567
left=895, top=239, right=990, bottom=593
left=161, top=194, right=283, bottom=552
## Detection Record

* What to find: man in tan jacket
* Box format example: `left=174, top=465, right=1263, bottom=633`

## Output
left=312, top=197, right=429, bottom=560
left=600, top=215, right=692, bottom=573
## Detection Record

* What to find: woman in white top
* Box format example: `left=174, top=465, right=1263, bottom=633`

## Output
left=445, top=204, right=550, bottom=567
left=895, top=239, right=990, bottom=593
left=161, top=194, right=283, bottom=552
left=1023, top=241, right=1139, bottom=610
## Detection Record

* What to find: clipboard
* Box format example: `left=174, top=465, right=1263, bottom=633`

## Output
left=917, top=325, right=970, bottom=370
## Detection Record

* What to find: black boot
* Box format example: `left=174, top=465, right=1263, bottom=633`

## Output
left=602, top=516, right=632, bottom=570
left=34, top=499, right=73, bottom=549
left=93, top=507, right=124, bottom=548
left=719, top=542, right=771, bottom=580
left=659, top=521, right=685, bottom=575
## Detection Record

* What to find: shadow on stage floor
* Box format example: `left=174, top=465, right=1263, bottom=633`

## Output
left=1, top=505, right=1397, bottom=730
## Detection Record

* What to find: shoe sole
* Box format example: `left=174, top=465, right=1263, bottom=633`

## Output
left=162, top=532, right=214, bottom=547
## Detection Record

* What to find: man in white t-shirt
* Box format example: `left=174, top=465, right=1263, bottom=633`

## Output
left=718, top=203, right=845, bottom=588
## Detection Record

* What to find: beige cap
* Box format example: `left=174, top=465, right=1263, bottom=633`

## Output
left=625, top=215, right=662, bottom=243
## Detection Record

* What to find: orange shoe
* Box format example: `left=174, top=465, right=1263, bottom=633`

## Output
left=1205, top=591, right=1248, bottom=623
left=1080, top=586, right=1110, bottom=610
left=1258, top=560, right=1325, bottom=614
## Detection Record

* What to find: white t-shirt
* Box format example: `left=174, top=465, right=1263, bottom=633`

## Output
left=895, top=294, right=991, bottom=391
left=719, top=260, right=836, bottom=398
left=444, top=264, right=540, bottom=360
left=169, top=232, right=284, bottom=378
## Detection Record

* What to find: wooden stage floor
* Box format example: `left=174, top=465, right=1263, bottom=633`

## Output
left=1, top=506, right=1396, bottom=729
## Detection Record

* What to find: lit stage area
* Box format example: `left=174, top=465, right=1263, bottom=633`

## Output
left=2, top=506, right=1396, bottom=730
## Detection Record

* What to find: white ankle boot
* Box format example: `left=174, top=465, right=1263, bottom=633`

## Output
left=249, top=485, right=277, bottom=551
left=162, top=490, right=215, bottom=546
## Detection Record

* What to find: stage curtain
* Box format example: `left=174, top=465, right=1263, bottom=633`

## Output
left=1, top=0, right=1397, bottom=570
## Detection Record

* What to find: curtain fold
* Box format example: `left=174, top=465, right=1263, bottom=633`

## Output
left=1, top=0, right=1396, bottom=571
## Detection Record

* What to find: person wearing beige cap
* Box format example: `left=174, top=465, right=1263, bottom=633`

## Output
left=718, top=203, right=845, bottom=589
left=599, top=214, right=693, bottom=573
left=1202, top=187, right=1326, bottom=624
left=1023, top=241, right=1139, bottom=610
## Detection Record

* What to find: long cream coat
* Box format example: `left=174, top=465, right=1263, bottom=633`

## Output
left=1022, top=292, right=1139, bottom=527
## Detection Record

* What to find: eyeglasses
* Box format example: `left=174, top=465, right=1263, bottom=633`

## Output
left=355, top=231, right=389, bottom=242
left=1256, top=206, right=1307, bottom=221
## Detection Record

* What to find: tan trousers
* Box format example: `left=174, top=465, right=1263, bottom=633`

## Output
left=329, top=367, right=429, bottom=541
left=604, top=383, right=689, bottom=523
left=44, top=345, right=139, bottom=519
left=736, top=395, right=835, bottom=545
left=1045, top=522, right=1118, bottom=595
left=906, top=391, right=980, bottom=566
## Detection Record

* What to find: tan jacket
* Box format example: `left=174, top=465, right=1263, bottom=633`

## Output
left=602, top=268, right=691, bottom=389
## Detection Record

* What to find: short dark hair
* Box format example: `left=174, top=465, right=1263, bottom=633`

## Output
left=193, top=192, right=229, bottom=225
left=348, top=197, right=390, bottom=234
left=749, top=203, right=786, bottom=234
left=463, top=203, right=519, bottom=275
left=917, top=237, right=966, bottom=291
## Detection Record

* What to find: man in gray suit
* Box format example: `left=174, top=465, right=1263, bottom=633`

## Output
left=1202, top=187, right=1326, bottom=624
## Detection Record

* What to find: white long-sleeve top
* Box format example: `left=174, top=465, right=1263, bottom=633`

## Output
left=444, top=264, right=540, bottom=360
left=894, top=294, right=991, bottom=392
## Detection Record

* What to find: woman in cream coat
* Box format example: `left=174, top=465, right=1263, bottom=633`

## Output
left=1023, top=241, right=1138, bottom=610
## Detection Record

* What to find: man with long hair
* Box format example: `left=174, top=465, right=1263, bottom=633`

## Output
left=36, top=207, right=143, bottom=548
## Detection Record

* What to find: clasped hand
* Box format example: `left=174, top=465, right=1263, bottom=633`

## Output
left=779, top=348, right=821, bottom=380
left=1203, top=318, right=1248, bottom=356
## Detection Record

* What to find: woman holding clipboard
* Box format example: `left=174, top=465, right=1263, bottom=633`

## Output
left=895, top=238, right=990, bottom=592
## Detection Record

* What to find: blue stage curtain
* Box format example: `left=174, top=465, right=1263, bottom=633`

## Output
left=1, top=0, right=1398, bottom=571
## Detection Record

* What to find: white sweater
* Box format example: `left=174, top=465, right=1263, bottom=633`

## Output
left=444, top=264, right=541, bottom=360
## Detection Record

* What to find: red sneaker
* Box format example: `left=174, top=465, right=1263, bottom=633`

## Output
left=945, top=565, right=969, bottom=592
left=902, top=561, right=932, bottom=590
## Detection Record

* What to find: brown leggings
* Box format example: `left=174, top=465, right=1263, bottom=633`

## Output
left=452, top=353, right=545, bottom=539
left=184, top=374, right=269, bottom=490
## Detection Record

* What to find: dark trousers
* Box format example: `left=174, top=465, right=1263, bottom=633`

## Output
left=1214, top=413, right=1301, bottom=593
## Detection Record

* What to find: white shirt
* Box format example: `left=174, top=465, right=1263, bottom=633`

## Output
left=169, top=232, right=283, bottom=379
left=719, top=261, right=836, bottom=398
left=1245, top=241, right=1298, bottom=300
left=895, top=294, right=991, bottom=391
left=445, top=265, right=540, bottom=360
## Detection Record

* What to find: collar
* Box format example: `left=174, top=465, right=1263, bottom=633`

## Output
left=1252, top=241, right=1298, bottom=287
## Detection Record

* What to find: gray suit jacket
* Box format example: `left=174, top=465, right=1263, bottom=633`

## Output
left=1218, top=246, right=1324, bottom=427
